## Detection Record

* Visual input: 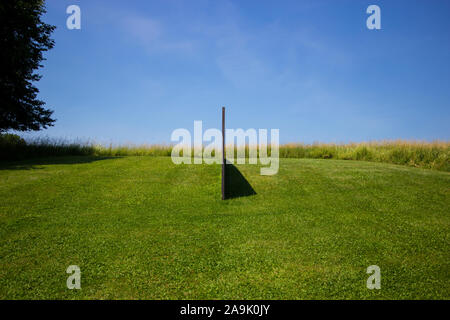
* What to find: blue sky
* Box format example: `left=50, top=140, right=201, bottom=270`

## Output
left=22, top=0, right=450, bottom=144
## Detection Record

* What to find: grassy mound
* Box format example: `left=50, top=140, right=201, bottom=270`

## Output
left=0, top=156, right=448, bottom=299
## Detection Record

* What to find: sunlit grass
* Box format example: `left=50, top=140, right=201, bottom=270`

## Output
left=0, top=156, right=448, bottom=299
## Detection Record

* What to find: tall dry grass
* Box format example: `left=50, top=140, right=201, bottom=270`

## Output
left=278, top=140, right=449, bottom=171
left=1, top=134, right=449, bottom=171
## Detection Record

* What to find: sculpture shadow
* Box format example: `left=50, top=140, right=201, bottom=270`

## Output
left=225, top=163, right=256, bottom=199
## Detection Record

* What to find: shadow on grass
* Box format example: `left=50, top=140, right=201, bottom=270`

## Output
left=225, top=163, right=256, bottom=199
left=0, top=156, right=119, bottom=170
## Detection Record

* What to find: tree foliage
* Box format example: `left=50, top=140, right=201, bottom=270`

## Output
left=0, top=0, right=56, bottom=132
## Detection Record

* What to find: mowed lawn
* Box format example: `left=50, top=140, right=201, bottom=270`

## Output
left=0, top=156, right=449, bottom=299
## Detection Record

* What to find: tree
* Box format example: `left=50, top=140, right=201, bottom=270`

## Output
left=0, top=0, right=56, bottom=132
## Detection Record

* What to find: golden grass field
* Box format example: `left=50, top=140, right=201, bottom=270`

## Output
left=1, top=134, right=449, bottom=171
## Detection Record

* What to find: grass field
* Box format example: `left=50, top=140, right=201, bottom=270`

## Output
left=2, top=134, right=449, bottom=171
left=0, top=156, right=449, bottom=299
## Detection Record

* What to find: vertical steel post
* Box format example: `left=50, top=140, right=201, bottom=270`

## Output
left=222, top=106, right=225, bottom=200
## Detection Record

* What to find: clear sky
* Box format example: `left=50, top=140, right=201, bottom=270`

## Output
left=21, top=0, right=450, bottom=144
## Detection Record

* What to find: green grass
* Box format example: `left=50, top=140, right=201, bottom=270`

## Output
left=0, top=156, right=449, bottom=299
